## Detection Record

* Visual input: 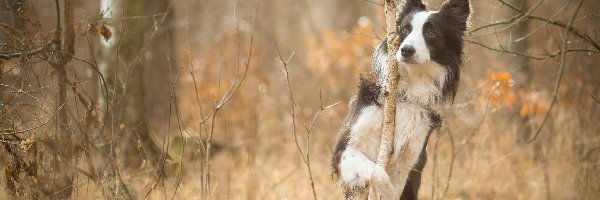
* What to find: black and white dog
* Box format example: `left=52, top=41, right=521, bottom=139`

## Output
left=331, top=0, right=470, bottom=199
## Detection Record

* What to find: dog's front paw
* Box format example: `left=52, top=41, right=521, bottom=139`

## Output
left=340, top=161, right=373, bottom=189
left=371, top=165, right=396, bottom=199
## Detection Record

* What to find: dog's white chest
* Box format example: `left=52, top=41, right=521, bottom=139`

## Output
left=347, top=103, right=431, bottom=162
left=390, top=103, right=431, bottom=164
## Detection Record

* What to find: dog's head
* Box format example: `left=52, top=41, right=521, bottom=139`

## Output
left=396, top=0, right=470, bottom=65
left=395, top=0, right=470, bottom=101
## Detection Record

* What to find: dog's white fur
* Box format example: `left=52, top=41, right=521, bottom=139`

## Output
left=340, top=106, right=394, bottom=199
left=340, top=103, right=435, bottom=199
left=397, top=11, right=447, bottom=105
left=397, top=11, right=436, bottom=64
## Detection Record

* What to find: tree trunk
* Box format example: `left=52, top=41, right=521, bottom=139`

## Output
left=143, top=0, right=177, bottom=151
left=45, top=0, right=76, bottom=198
left=369, top=0, right=400, bottom=199
left=510, top=0, right=531, bottom=84
left=118, top=0, right=174, bottom=167
left=119, top=0, right=158, bottom=166
left=511, top=0, right=534, bottom=144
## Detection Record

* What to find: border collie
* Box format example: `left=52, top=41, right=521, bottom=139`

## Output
left=331, top=0, right=470, bottom=199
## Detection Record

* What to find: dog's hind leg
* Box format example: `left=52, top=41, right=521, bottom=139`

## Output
left=400, top=147, right=427, bottom=200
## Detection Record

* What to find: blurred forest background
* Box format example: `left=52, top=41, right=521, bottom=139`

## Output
left=1, top=0, right=599, bottom=199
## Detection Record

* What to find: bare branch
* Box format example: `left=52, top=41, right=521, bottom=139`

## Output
left=0, top=45, right=48, bottom=60
left=0, top=23, right=23, bottom=34
left=582, top=146, right=600, bottom=161
left=589, top=91, right=600, bottom=103
left=1, top=103, right=65, bottom=136
left=493, top=0, right=600, bottom=51
left=466, top=39, right=598, bottom=60
left=198, top=4, right=259, bottom=199
left=275, top=42, right=318, bottom=200
left=525, top=0, right=585, bottom=143
left=470, top=0, right=544, bottom=35
left=363, top=0, right=384, bottom=7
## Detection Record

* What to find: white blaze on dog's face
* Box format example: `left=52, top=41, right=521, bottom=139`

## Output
left=389, top=0, right=470, bottom=101
left=396, top=11, right=434, bottom=64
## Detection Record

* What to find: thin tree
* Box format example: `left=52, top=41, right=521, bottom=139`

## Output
left=369, top=0, right=400, bottom=199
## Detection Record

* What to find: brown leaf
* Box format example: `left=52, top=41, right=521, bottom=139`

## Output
left=119, top=123, right=125, bottom=130
left=100, top=24, right=112, bottom=42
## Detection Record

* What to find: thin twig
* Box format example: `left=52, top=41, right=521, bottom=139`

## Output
left=465, top=39, right=598, bottom=60
left=430, top=131, right=441, bottom=199
left=0, top=45, right=49, bottom=60
left=201, top=4, right=259, bottom=199
left=526, top=0, right=585, bottom=143
left=0, top=22, right=23, bottom=34
left=589, top=91, right=600, bottom=103
left=582, top=146, right=600, bottom=161
left=495, top=0, right=600, bottom=51
left=470, top=0, right=544, bottom=36
left=363, top=0, right=383, bottom=7
left=275, top=42, right=318, bottom=200
left=2, top=103, right=65, bottom=136
left=444, top=126, right=456, bottom=197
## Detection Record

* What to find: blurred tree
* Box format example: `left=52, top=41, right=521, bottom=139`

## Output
left=0, top=0, right=25, bottom=37
left=143, top=0, right=177, bottom=146
left=509, top=0, right=535, bottom=143
left=332, top=0, right=362, bottom=30
left=44, top=0, right=76, bottom=198
left=98, top=0, right=119, bottom=128
left=118, top=0, right=165, bottom=166
left=97, top=0, right=168, bottom=172
left=96, top=1, right=138, bottom=199
left=509, top=0, right=531, bottom=83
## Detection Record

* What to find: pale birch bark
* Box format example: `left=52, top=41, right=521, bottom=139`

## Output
left=98, top=0, right=119, bottom=126
left=369, top=0, right=401, bottom=199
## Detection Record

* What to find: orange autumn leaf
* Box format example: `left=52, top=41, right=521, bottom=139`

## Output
left=478, top=70, right=516, bottom=108
left=534, top=99, right=548, bottom=116
left=519, top=105, right=530, bottom=117
left=487, top=71, right=513, bottom=83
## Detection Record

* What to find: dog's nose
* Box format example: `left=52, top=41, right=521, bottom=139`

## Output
left=400, top=46, right=415, bottom=57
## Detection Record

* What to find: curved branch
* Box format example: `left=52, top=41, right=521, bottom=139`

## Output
left=0, top=46, right=47, bottom=60
left=466, top=39, right=598, bottom=60
left=496, top=0, right=600, bottom=51
left=525, top=0, right=585, bottom=143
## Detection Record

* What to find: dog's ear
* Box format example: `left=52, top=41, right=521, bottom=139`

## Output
left=439, top=0, right=470, bottom=30
left=399, top=0, right=426, bottom=13
left=397, top=0, right=427, bottom=27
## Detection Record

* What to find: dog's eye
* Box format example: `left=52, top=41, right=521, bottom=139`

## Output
left=401, top=27, right=410, bottom=35
left=426, top=30, right=437, bottom=38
